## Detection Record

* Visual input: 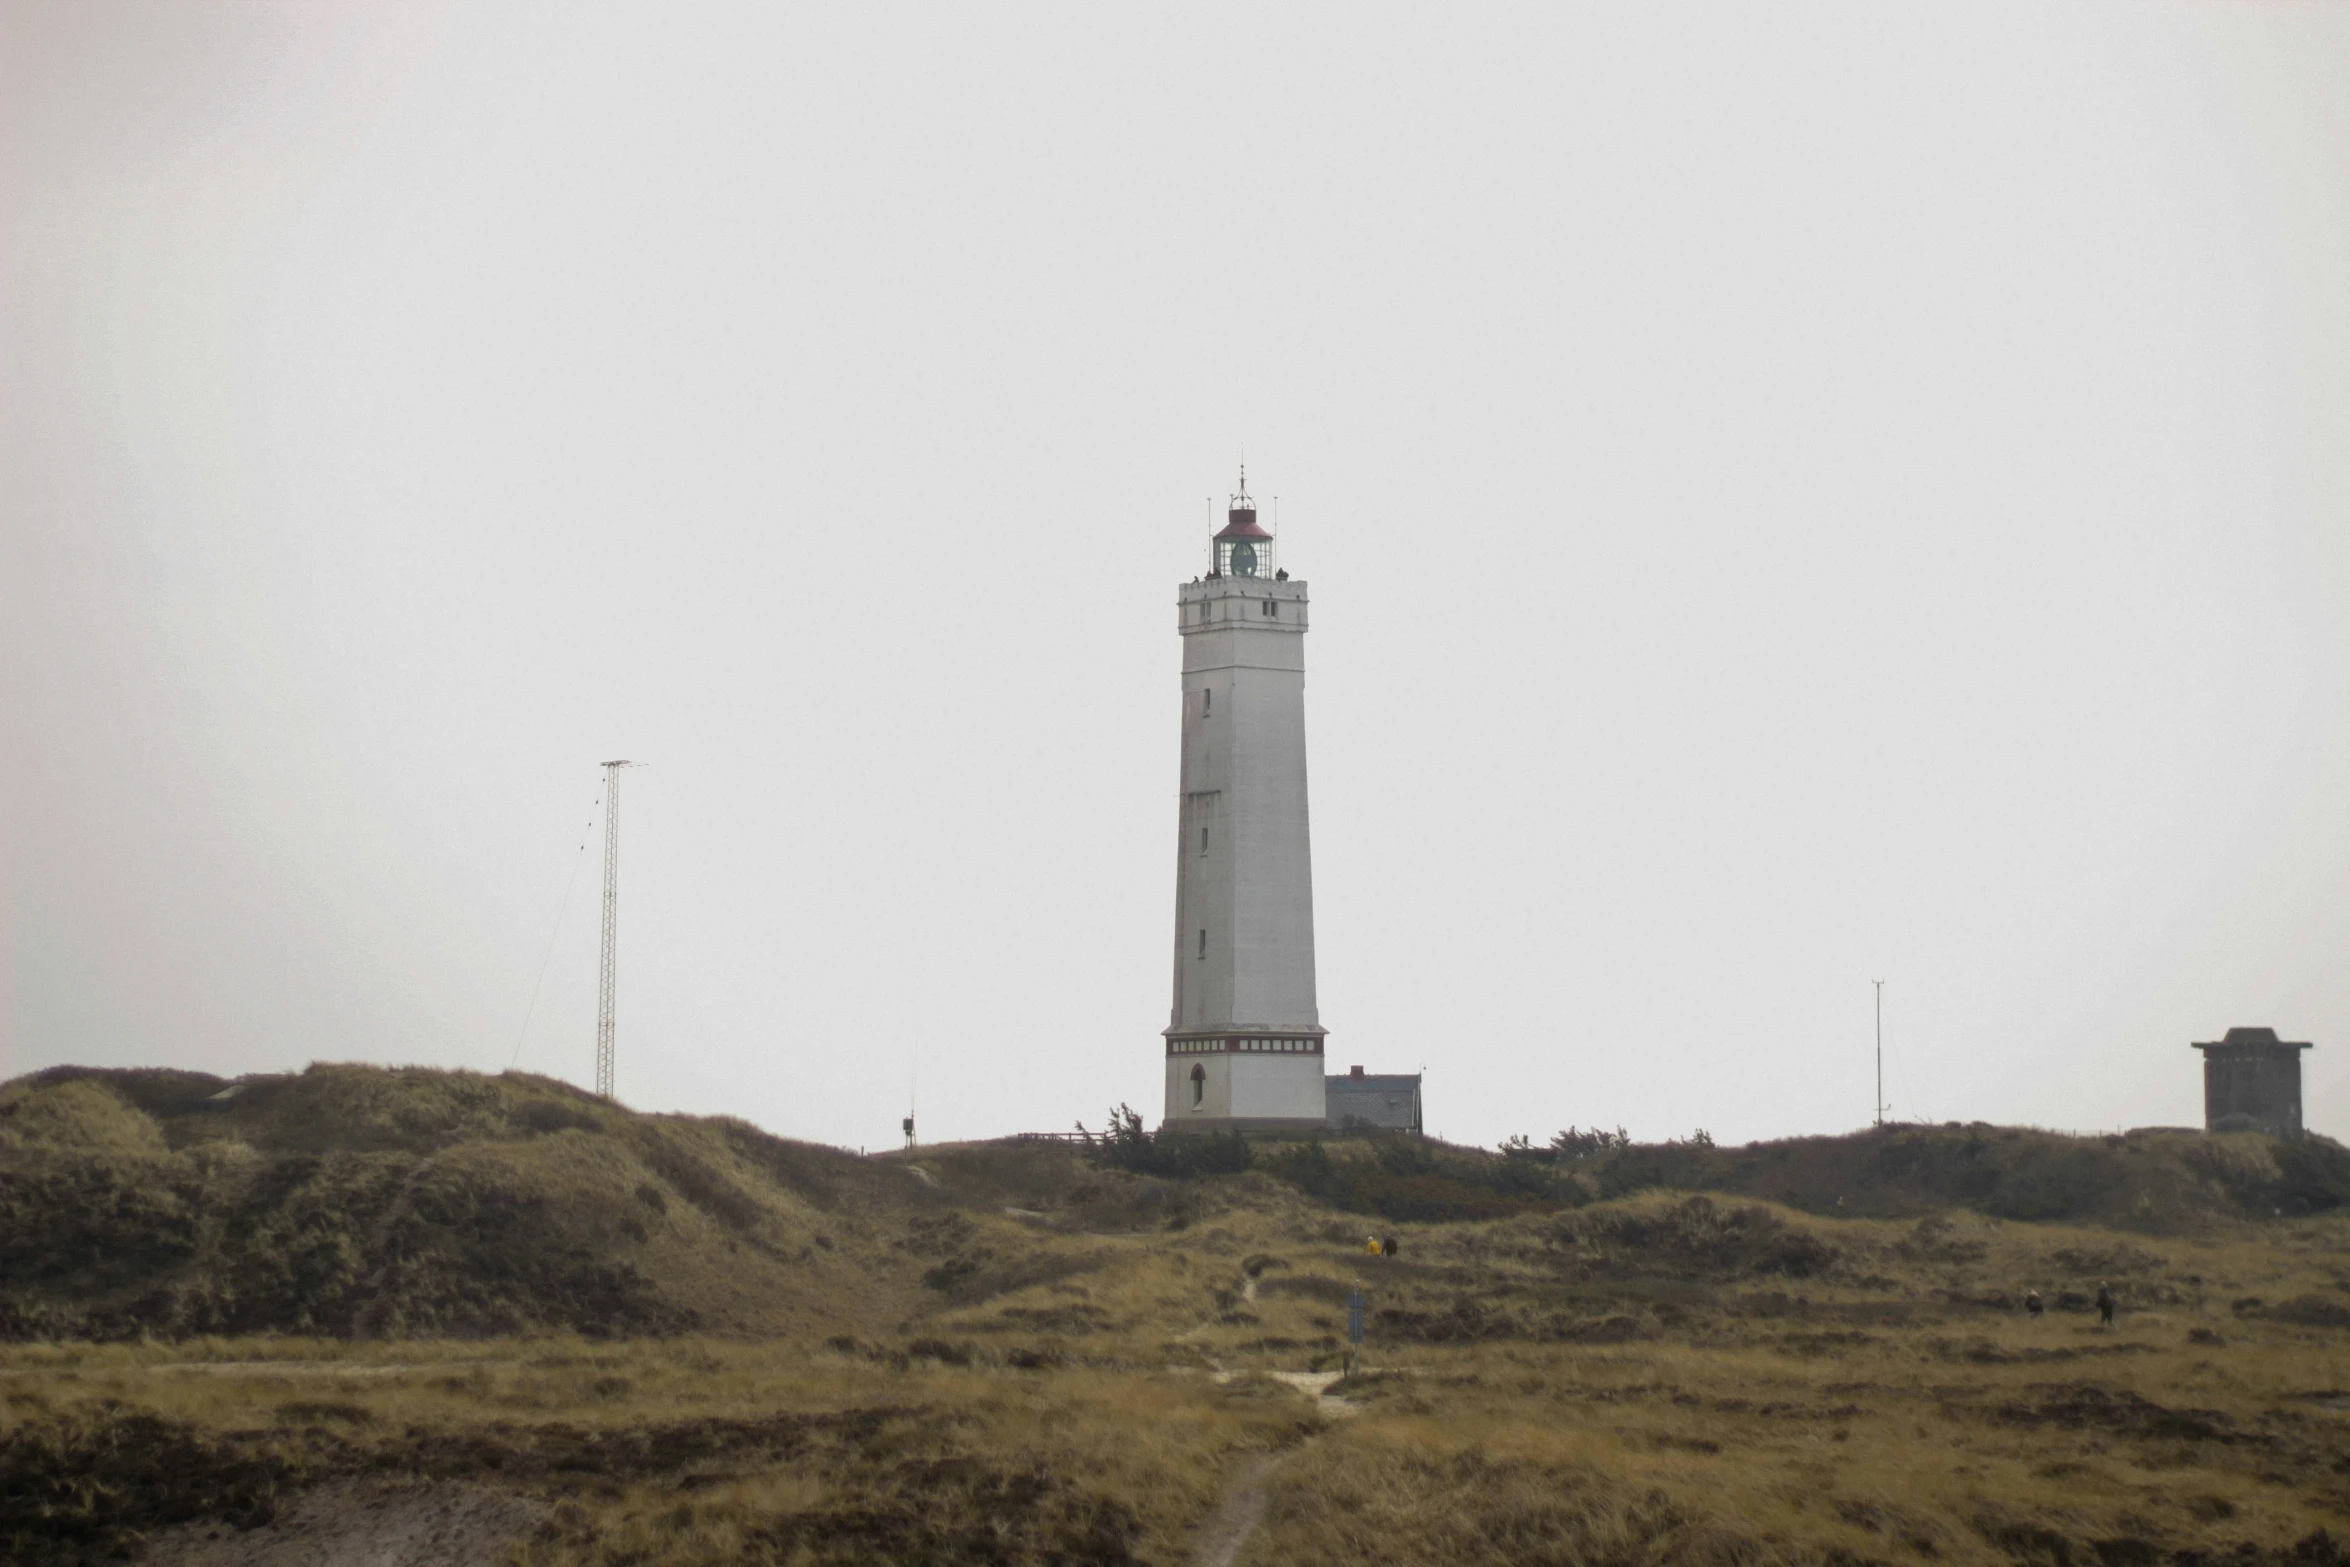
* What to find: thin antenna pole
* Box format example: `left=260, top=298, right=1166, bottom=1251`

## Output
left=1873, top=979, right=1885, bottom=1128
left=596, top=759, right=640, bottom=1100
left=905, top=1029, right=919, bottom=1150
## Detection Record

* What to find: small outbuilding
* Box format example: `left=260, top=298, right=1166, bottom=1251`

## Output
left=2192, top=1026, right=2312, bottom=1137
left=1325, top=1065, right=1423, bottom=1133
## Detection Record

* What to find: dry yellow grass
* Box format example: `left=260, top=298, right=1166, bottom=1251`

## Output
left=16, top=1072, right=2350, bottom=1567
left=12, top=1188, right=2350, bottom=1564
left=2, top=1335, right=1318, bottom=1563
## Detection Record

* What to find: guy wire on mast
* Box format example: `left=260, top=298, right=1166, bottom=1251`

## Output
left=596, top=760, right=643, bottom=1100
left=508, top=784, right=605, bottom=1071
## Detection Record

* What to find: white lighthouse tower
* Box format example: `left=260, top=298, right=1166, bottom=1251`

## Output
left=1162, top=469, right=1328, bottom=1134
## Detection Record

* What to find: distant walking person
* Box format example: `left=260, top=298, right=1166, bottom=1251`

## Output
left=1381, top=1235, right=1398, bottom=1258
left=1366, top=1235, right=1382, bottom=1257
left=2096, top=1283, right=2116, bottom=1329
left=2025, top=1290, right=2043, bottom=1322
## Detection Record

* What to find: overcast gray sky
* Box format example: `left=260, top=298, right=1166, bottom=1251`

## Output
left=6, top=2, right=2348, bottom=1150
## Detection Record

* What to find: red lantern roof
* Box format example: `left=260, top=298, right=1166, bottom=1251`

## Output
left=1216, top=464, right=1270, bottom=540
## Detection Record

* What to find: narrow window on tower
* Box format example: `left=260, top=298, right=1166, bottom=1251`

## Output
left=1190, top=1063, right=1205, bottom=1107
left=1198, top=928, right=1207, bottom=959
left=1203, top=689, right=1211, bottom=716
left=1200, top=825, right=1209, bottom=855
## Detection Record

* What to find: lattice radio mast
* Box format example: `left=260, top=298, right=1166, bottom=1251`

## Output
left=596, top=760, right=642, bottom=1099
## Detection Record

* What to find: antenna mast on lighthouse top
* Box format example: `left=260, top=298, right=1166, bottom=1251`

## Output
left=596, top=760, right=643, bottom=1100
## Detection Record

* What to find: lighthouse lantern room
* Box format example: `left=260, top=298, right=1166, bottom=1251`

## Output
left=1212, top=469, right=1276, bottom=579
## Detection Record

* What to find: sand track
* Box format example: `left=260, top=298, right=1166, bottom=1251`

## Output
left=1191, top=1449, right=1282, bottom=1567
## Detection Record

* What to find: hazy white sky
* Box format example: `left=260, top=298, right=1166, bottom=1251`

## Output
left=6, top=2, right=2348, bottom=1150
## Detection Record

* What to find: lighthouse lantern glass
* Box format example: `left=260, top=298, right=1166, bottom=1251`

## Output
left=1214, top=534, right=1274, bottom=577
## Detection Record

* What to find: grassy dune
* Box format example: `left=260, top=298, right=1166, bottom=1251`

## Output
left=0, top=1064, right=1024, bottom=1340
left=9, top=1066, right=2350, bottom=1565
